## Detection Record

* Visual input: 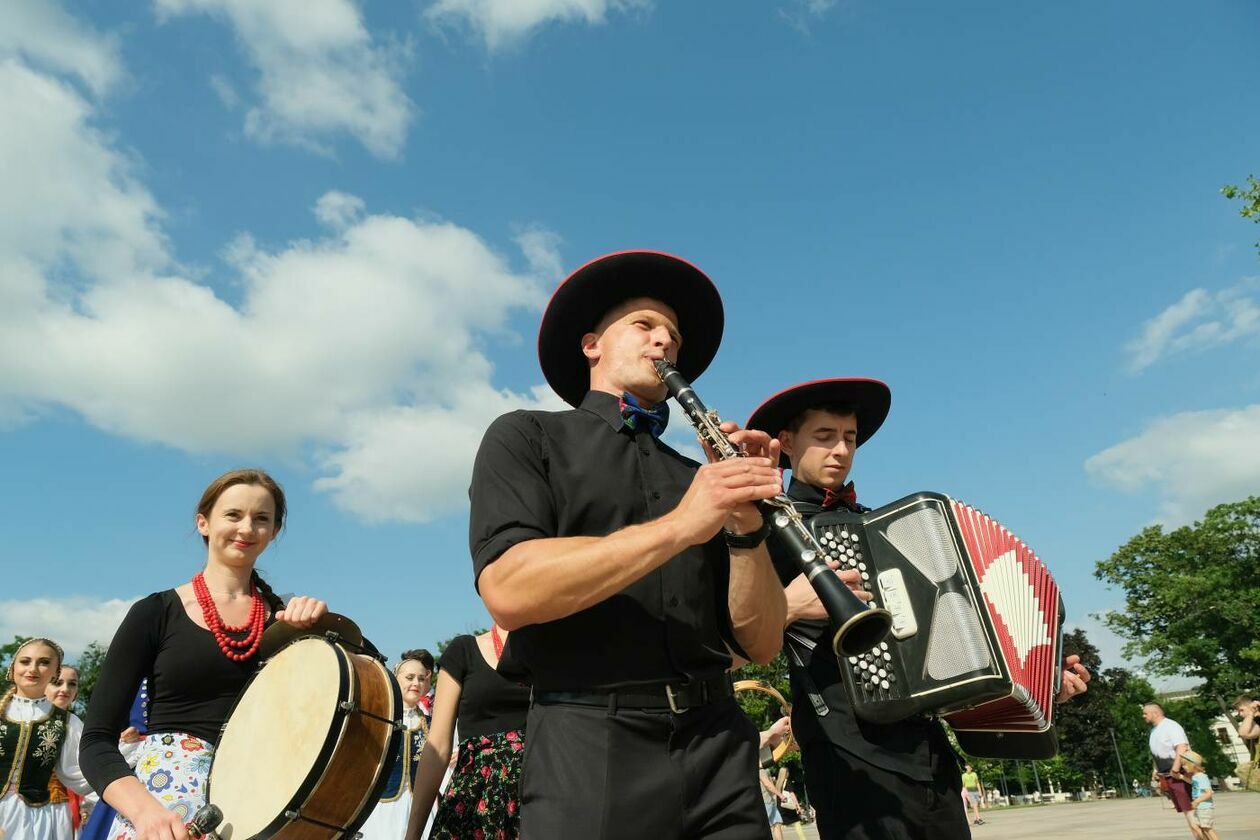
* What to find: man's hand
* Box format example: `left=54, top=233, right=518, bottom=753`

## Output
left=785, top=567, right=870, bottom=624
left=700, top=421, right=782, bottom=536
left=1055, top=654, right=1091, bottom=703
left=667, top=447, right=781, bottom=547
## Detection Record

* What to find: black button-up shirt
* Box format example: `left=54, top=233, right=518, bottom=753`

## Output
left=770, top=478, right=953, bottom=782
left=469, top=390, right=741, bottom=691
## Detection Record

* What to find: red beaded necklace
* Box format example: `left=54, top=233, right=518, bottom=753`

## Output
left=193, top=572, right=265, bottom=662
left=491, top=625, right=505, bottom=660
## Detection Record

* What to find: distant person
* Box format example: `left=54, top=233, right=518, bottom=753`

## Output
left=1177, top=750, right=1219, bottom=840
left=960, top=765, right=984, bottom=826
left=1235, top=695, right=1259, bottom=748
left=759, top=765, right=786, bottom=840
left=360, top=649, right=435, bottom=838
left=46, top=666, right=88, bottom=835
left=1144, top=702, right=1196, bottom=838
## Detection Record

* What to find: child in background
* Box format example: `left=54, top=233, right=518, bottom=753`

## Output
left=1178, top=750, right=1220, bottom=840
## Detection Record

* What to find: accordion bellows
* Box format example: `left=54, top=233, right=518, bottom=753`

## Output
left=810, top=492, right=1064, bottom=759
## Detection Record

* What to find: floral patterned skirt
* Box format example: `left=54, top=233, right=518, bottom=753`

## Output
left=430, top=728, right=524, bottom=840
left=107, top=732, right=214, bottom=839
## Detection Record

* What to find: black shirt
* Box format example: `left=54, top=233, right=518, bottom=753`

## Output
left=81, top=590, right=269, bottom=792
left=769, top=478, right=953, bottom=782
left=468, top=390, right=741, bottom=691
left=438, top=635, right=530, bottom=738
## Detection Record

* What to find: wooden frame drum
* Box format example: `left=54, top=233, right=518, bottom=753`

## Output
left=206, top=634, right=402, bottom=838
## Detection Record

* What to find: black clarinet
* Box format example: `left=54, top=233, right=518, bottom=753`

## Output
left=655, top=360, right=893, bottom=657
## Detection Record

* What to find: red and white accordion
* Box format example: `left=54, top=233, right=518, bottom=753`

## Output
left=809, top=492, right=1064, bottom=759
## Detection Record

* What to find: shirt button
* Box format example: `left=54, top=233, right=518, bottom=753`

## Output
left=651, top=491, right=661, bottom=500
left=668, top=596, right=680, bottom=607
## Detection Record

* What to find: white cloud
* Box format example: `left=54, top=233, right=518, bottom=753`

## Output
left=779, top=0, right=839, bottom=35
left=1125, top=278, right=1260, bottom=373
left=0, top=47, right=566, bottom=524
left=426, top=0, right=650, bottom=52
left=154, top=0, right=415, bottom=158
left=0, top=596, right=140, bottom=659
left=0, top=0, right=124, bottom=96
left=1085, top=405, right=1260, bottom=525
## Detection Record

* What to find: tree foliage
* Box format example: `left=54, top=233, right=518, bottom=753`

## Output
left=1222, top=174, right=1260, bottom=252
left=1094, top=496, right=1260, bottom=699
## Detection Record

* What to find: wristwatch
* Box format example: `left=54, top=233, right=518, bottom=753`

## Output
left=723, top=517, right=773, bottom=549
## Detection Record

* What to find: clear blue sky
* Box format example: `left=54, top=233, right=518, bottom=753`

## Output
left=2, top=0, right=1258, bottom=683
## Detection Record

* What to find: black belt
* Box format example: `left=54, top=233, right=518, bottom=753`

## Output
left=534, top=674, right=734, bottom=713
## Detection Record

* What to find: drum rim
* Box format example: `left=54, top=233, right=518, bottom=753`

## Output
left=335, top=655, right=405, bottom=840
left=207, top=636, right=351, bottom=838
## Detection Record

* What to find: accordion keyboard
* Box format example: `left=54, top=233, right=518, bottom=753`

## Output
left=817, top=524, right=906, bottom=702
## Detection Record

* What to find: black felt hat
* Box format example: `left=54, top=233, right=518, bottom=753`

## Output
left=747, top=379, right=892, bottom=468
left=538, top=250, right=724, bottom=407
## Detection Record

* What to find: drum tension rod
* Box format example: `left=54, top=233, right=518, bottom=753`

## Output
left=283, top=808, right=361, bottom=838
left=338, top=699, right=405, bottom=730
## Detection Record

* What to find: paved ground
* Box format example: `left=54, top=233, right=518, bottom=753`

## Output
left=786, top=792, right=1260, bottom=839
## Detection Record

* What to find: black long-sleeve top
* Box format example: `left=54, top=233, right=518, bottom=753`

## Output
left=80, top=589, right=270, bottom=792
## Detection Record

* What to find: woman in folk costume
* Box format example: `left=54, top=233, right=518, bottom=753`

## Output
left=46, top=664, right=88, bottom=836
left=80, top=468, right=328, bottom=840
left=1, top=637, right=98, bottom=840
left=359, top=650, right=435, bottom=838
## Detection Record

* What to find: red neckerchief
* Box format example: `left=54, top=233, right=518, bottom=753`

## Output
left=821, top=482, right=858, bottom=511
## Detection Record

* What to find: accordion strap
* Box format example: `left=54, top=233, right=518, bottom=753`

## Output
left=785, top=629, right=830, bottom=719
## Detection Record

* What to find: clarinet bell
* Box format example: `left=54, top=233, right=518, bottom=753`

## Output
left=831, top=603, right=894, bottom=657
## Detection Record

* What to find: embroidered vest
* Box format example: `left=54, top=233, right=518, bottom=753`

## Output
left=0, top=692, right=70, bottom=806
left=379, top=713, right=428, bottom=801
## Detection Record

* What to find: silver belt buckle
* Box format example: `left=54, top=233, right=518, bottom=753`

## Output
left=665, top=684, right=690, bottom=714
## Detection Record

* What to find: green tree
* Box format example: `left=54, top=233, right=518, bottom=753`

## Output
left=1222, top=175, right=1260, bottom=252
left=1094, top=497, right=1260, bottom=698
left=73, top=641, right=108, bottom=715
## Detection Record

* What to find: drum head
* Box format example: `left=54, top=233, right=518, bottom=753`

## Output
left=209, top=637, right=345, bottom=838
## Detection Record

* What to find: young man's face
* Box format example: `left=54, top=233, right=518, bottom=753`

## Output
left=779, top=409, right=859, bottom=490
left=583, top=297, right=681, bottom=404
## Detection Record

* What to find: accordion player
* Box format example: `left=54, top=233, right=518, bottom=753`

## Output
left=800, top=491, right=1065, bottom=759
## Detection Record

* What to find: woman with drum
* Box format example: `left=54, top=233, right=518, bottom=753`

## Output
left=0, top=637, right=97, bottom=840
left=405, top=625, right=530, bottom=840
left=359, top=649, right=435, bottom=838
left=81, top=468, right=328, bottom=840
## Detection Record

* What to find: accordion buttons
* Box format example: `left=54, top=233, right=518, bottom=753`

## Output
left=848, top=656, right=858, bottom=664
left=879, top=642, right=888, bottom=651
left=880, top=679, right=890, bottom=690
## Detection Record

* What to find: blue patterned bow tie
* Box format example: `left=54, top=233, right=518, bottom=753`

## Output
left=619, top=392, right=669, bottom=439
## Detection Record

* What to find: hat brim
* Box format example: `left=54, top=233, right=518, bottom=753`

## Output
left=747, top=379, right=892, bottom=469
left=539, top=250, right=723, bottom=407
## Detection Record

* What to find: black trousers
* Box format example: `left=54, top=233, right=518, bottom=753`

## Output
left=519, top=696, right=770, bottom=839
left=801, top=739, right=970, bottom=840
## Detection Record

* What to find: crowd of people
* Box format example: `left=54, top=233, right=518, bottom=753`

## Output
left=2, top=248, right=1149, bottom=840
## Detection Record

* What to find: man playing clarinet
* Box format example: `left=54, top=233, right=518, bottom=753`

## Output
left=747, top=380, right=1091, bottom=840
left=469, top=250, right=787, bottom=839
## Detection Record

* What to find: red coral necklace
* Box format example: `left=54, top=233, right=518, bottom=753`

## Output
left=491, top=625, right=505, bottom=659
left=193, top=572, right=265, bottom=662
